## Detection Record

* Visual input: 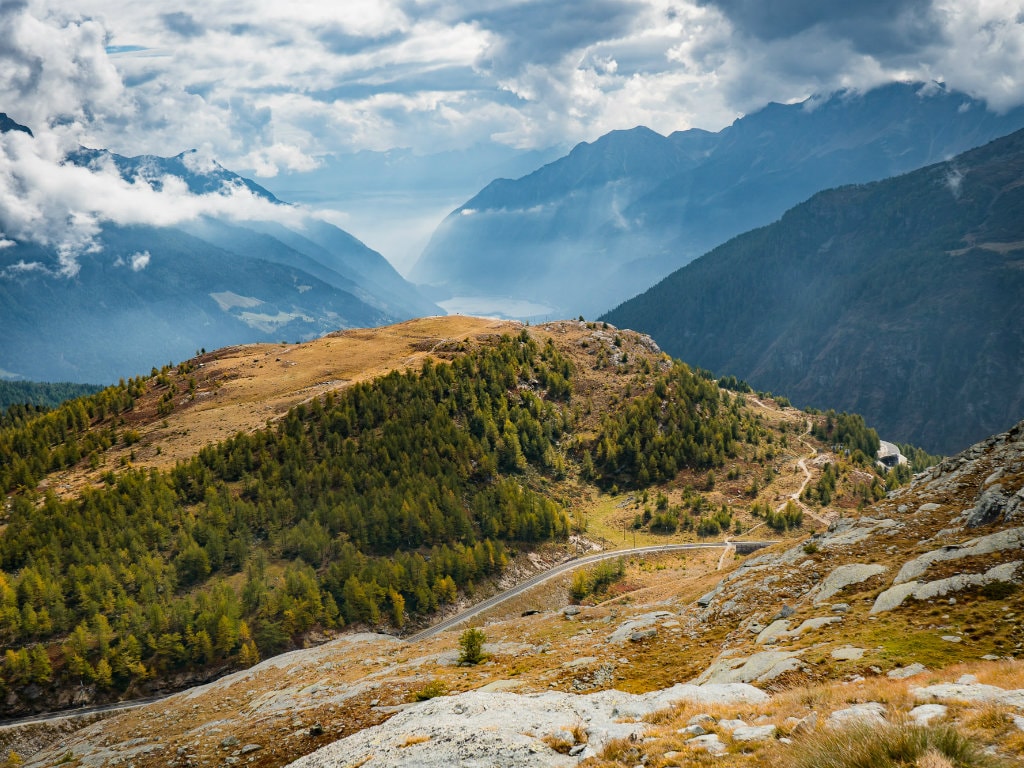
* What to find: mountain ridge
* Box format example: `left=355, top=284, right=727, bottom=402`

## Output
left=603, top=127, right=1024, bottom=454
left=412, top=82, right=1024, bottom=319
left=0, top=118, right=439, bottom=384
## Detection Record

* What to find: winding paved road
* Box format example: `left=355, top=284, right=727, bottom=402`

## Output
left=4, top=540, right=775, bottom=727
left=404, top=540, right=773, bottom=643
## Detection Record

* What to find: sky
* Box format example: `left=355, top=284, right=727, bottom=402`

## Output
left=2, top=0, right=1024, bottom=272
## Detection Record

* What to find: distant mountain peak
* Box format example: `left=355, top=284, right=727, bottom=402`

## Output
left=412, top=80, right=1024, bottom=319
left=67, top=145, right=282, bottom=202
left=0, top=113, right=33, bottom=137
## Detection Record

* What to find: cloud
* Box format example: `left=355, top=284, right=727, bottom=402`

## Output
left=696, top=0, right=1024, bottom=113
left=1, top=0, right=1021, bottom=283
left=0, top=0, right=130, bottom=138
left=465, top=0, right=642, bottom=73
left=113, top=249, right=151, bottom=270
left=0, top=126, right=321, bottom=278
left=160, top=12, right=204, bottom=39
left=698, top=0, right=942, bottom=55
left=243, top=142, right=321, bottom=177
left=4, top=0, right=1024, bottom=215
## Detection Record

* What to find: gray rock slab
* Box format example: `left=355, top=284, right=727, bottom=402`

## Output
left=909, top=704, right=947, bottom=726
left=610, top=682, right=769, bottom=719
left=694, top=649, right=804, bottom=685
left=887, top=663, right=927, bottom=679
left=871, top=581, right=919, bottom=614
left=756, top=616, right=842, bottom=644
left=894, top=528, right=1024, bottom=584
left=790, top=712, right=817, bottom=736
left=685, top=734, right=726, bottom=754
left=756, top=619, right=791, bottom=645
left=874, top=561, right=1022, bottom=614
left=607, top=611, right=673, bottom=643
left=630, top=628, right=658, bottom=642
left=913, top=683, right=1024, bottom=708
left=821, top=518, right=898, bottom=549
left=285, top=689, right=643, bottom=768
left=830, top=646, right=866, bottom=661
left=813, top=564, right=887, bottom=604
left=688, top=714, right=716, bottom=727
left=965, top=484, right=1019, bottom=527
left=827, top=702, right=886, bottom=727
left=732, top=724, right=777, bottom=742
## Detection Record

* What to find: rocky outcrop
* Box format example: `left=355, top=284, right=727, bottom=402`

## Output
left=913, top=682, right=1024, bottom=709
left=607, top=611, right=675, bottom=643
left=893, top=528, right=1024, bottom=584
left=871, top=561, right=1022, bottom=614
left=755, top=616, right=843, bottom=644
left=286, top=683, right=768, bottom=768
left=693, top=650, right=805, bottom=685
left=812, top=563, right=887, bottom=604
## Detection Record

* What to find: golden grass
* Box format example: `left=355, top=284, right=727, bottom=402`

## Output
left=49, top=316, right=518, bottom=494
left=398, top=734, right=431, bottom=748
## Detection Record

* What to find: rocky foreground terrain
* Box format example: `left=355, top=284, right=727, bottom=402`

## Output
left=6, top=417, right=1024, bottom=766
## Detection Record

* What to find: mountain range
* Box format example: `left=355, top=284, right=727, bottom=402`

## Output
left=604, top=127, right=1024, bottom=454
left=411, top=82, right=1024, bottom=319
left=0, top=116, right=438, bottom=384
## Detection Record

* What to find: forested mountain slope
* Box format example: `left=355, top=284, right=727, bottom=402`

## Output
left=605, top=128, right=1024, bottom=454
left=0, top=317, right=913, bottom=718
left=10, top=386, right=1023, bottom=768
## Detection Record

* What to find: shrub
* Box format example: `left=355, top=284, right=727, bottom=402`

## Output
left=787, top=722, right=1015, bottom=768
left=410, top=679, right=449, bottom=701
left=980, top=581, right=1018, bottom=600
left=458, top=628, right=486, bottom=665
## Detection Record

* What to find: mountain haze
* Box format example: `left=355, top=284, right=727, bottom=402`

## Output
left=605, top=128, right=1024, bottom=454
left=412, top=83, right=1024, bottom=319
left=0, top=117, right=438, bottom=384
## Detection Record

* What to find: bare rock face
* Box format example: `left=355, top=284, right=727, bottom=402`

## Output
left=693, top=650, right=805, bottom=685
left=872, top=560, right=1023, bottom=614
left=827, top=702, right=886, bottom=727
left=285, top=683, right=769, bottom=768
left=965, top=484, right=1024, bottom=527
left=894, top=528, right=1024, bottom=584
left=812, top=563, right=887, bottom=604
left=913, top=682, right=1024, bottom=708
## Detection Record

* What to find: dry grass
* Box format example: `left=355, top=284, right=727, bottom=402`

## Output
left=398, top=734, right=431, bottom=748
left=961, top=704, right=1017, bottom=741
left=47, top=316, right=518, bottom=495
left=541, top=723, right=588, bottom=755
left=782, top=721, right=1016, bottom=768
left=596, top=735, right=645, bottom=764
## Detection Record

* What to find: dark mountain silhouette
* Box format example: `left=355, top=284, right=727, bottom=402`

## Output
left=604, top=128, right=1024, bottom=453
